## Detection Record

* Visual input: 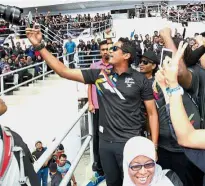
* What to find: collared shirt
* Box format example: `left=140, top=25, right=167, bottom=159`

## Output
left=90, top=60, right=112, bottom=109
left=82, top=68, right=153, bottom=142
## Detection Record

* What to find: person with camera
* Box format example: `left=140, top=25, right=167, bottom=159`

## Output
left=26, top=28, right=159, bottom=186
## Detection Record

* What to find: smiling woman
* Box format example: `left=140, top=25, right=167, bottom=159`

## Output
left=123, top=136, right=183, bottom=186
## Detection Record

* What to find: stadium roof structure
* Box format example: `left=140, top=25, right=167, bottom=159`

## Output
left=21, top=0, right=200, bottom=14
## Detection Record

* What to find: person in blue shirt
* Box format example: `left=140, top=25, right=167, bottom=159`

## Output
left=57, top=154, right=77, bottom=186
left=64, top=36, right=76, bottom=69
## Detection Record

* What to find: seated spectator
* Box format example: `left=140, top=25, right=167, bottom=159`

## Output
left=123, top=136, right=183, bottom=186
left=49, top=163, right=62, bottom=186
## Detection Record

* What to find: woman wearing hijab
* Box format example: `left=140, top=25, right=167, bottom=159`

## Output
left=123, top=136, right=183, bottom=186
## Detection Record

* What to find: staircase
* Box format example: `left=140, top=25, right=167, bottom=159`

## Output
left=0, top=73, right=107, bottom=185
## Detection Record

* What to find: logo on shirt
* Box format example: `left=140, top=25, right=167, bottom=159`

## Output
left=125, top=77, right=135, bottom=88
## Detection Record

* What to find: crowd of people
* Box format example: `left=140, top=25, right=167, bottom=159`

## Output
left=32, top=142, right=77, bottom=186
left=162, top=2, right=205, bottom=22
left=0, top=36, right=65, bottom=91
left=2, top=3, right=205, bottom=186
left=0, top=12, right=112, bottom=41
left=20, top=20, right=205, bottom=186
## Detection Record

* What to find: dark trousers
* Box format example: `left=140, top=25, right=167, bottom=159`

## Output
left=68, top=54, right=75, bottom=69
left=92, top=109, right=103, bottom=171
left=158, top=147, right=204, bottom=186
left=37, top=168, right=48, bottom=186
left=99, top=139, right=125, bottom=186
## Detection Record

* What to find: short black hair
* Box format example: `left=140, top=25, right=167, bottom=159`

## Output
left=59, top=153, right=67, bottom=159
left=49, top=163, right=57, bottom=172
left=118, top=37, right=136, bottom=64
left=99, top=40, right=107, bottom=49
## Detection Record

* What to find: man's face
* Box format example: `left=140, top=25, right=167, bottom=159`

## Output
left=139, top=57, right=156, bottom=74
left=109, top=41, right=128, bottom=65
left=134, top=35, right=138, bottom=40
left=68, top=37, right=72, bottom=42
left=59, top=157, right=67, bottom=166
left=145, top=35, right=149, bottom=40
left=153, top=36, right=159, bottom=43
left=100, top=44, right=109, bottom=61
left=36, top=142, right=42, bottom=150
left=189, top=39, right=196, bottom=46
left=154, top=31, right=158, bottom=36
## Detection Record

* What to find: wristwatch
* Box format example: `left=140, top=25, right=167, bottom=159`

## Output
left=33, top=43, right=45, bottom=51
left=166, top=85, right=184, bottom=97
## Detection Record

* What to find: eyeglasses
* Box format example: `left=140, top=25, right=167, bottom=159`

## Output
left=110, top=46, right=128, bottom=53
left=140, top=59, right=154, bottom=65
left=101, top=48, right=108, bottom=51
left=129, top=162, right=155, bottom=171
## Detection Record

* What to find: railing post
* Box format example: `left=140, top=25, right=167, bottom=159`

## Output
left=67, top=23, right=69, bottom=39
left=88, top=112, right=94, bottom=164
left=42, top=62, right=45, bottom=80
left=197, top=11, right=199, bottom=21
left=177, top=11, right=180, bottom=23
left=1, top=76, right=4, bottom=95
left=67, top=53, right=70, bottom=68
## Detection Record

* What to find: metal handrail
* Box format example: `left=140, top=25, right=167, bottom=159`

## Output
left=0, top=62, right=44, bottom=78
left=0, top=53, right=76, bottom=95
left=0, top=53, right=59, bottom=78
left=40, top=24, right=63, bottom=43
left=34, top=102, right=90, bottom=172
left=59, top=135, right=92, bottom=186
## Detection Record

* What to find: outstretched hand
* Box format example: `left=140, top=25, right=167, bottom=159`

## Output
left=26, top=28, right=42, bottom=46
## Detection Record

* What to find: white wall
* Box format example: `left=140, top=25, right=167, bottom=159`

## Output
left=0, top=79, right=81, bottom=162
left=112, top=18, right=205, bottom=43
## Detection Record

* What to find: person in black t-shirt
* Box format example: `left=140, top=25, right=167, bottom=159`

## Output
left=26, top=29, right=159, bottom=186
left=139, top=51, right=159, bottom=137
left=156, top=27, right=204, bottom=186
left=139, top=51, right=159, bottom=83
left=32, top=141, right=49, bottom=186
left=143, top=34, right=152, bottom=52
left=49, top=163, right=62, bottom=186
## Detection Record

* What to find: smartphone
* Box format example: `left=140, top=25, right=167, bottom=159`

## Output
left=25, top=19, right=31, bottom=28
left=160, top=48, right=173, bottom=67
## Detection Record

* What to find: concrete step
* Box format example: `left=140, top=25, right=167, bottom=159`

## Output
left=2, top=95, right=29, bottom=106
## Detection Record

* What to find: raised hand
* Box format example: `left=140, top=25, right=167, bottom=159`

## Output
left=159, top=27, right=172, bottom=38
left=155, top=68, right=167, bottom=90
left=26, top=28, right=42, bottom=46
left=163, top=41, right=188, bottom=86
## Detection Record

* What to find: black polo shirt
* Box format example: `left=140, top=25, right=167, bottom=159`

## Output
left=81, top=68, right=153, bottom=142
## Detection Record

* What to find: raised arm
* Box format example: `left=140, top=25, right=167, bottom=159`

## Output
left=26, top=28, right=84, bottom=83
left=159, top=41, right=205, bottom=149
left=159, top=28, right=192, bottom=89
